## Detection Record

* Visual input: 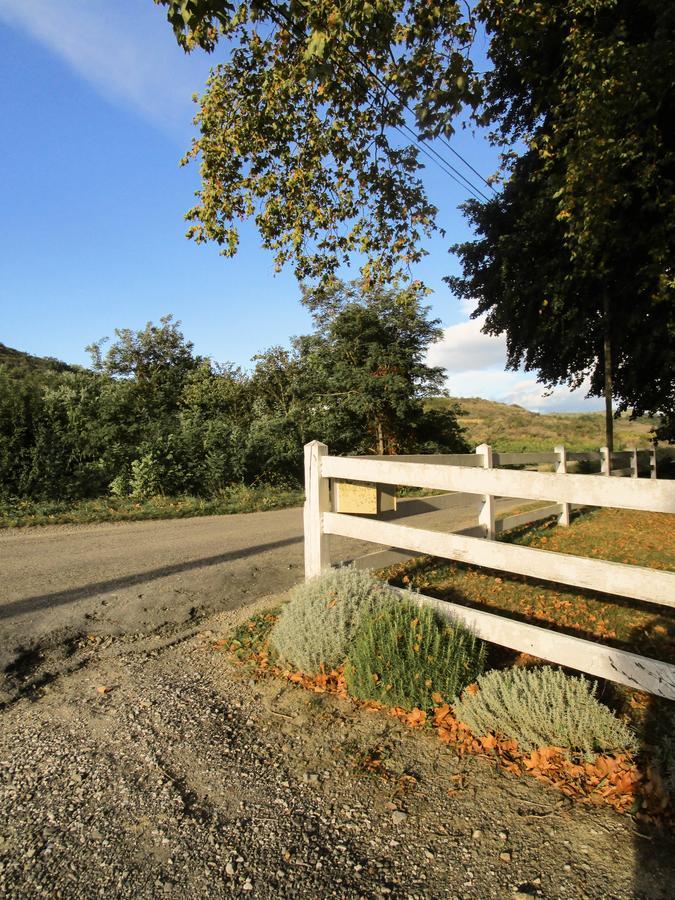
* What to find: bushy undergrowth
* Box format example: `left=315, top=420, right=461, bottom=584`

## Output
left=268, top=567, right=390, bottom=674
left=345, top=595, right=486, bottom=711
left=454, top=666, right=638, bottom=757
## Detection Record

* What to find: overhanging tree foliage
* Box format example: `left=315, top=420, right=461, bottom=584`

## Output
left=155, top=0, right=674, bottom=443
left=154, top=0, right=480, bottom=291
left=451, top=0, right=675, bottom=445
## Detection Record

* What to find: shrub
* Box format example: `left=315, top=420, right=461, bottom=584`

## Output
left=129, top=452, right=162, bottom=498
left=268, top=566, right=389, bottom=674
left=453, top=666, right=638, bottom=757
left=344, top=595, right=486, bottom=711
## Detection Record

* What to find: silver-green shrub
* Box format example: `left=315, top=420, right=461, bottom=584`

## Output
left=268, top=566, right=389, bottom=674
left=453, top=666, right=638, bottom=757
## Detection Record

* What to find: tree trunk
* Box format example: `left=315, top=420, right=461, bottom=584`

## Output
left=376, top=420, right=384, bottom=456
left=603, top=294, right=614, bottom=453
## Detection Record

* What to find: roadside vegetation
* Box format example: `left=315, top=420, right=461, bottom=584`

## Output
left=0, top=485, right=304, bottom=528
left=0, top=284, right=466, bottom=527
left=224, top=509, right=674, bottom=823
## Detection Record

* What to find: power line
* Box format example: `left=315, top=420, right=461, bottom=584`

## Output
left=270, top=6, right=495, bottom=203
left=393, top=124, right=490, bottom=202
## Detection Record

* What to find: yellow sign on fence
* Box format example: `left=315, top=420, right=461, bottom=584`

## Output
left=332, top=479, right=397, bottom=515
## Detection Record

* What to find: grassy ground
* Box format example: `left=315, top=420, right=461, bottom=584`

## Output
left=0, top=485, right=304, bottom=528
left=380, top=508, right=675, bottom=666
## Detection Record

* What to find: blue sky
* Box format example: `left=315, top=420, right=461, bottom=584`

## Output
left=0, top=0, right=602, bottom=412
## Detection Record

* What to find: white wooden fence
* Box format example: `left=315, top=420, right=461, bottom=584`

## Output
left=303, top=441, right=675, bottom=700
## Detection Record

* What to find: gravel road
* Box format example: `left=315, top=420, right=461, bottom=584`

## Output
left=1, top=502, right=673, bottom=898
left=0, top=597, right=672, bottom=899
left=0, top=493, right=517, bottom=703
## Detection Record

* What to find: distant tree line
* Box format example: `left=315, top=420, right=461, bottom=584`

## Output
left=0, top=283, right=467, bottom=501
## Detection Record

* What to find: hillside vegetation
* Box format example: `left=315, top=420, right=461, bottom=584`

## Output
left=0, top=342, right=80, bottom=379
left=427, top=396, right=657, bottom=452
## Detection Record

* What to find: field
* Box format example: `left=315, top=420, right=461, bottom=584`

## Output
left=380, top=508, right=674, bottom=668
left=428, top=396, right=658, bottom=452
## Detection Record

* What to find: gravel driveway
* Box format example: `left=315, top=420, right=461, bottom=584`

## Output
left=0, top=596, right=672, bottom=899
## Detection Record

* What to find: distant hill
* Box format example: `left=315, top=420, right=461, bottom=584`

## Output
left=428, top=396, right=658, bottom=452
left=0, top=343, right=81, bottom=378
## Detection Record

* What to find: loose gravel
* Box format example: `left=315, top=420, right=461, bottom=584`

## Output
left=0, top=596, right=672, bottom=899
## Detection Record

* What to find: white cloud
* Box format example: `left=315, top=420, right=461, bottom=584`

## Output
left=427, top=316, right=507, bottom=373
left=428, top=314, right=603, bottom=413
left=0, top=0, right=211, bottom=134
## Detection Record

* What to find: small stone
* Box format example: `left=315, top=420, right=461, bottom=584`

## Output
left=563, top=864, right=572, bottom=872
left=499, top=831, right=508, bottom=841
left=225, top=863, right=235, bottom=876
left=243, top=880, right=253, bottom=892
left=391, top=810, right=408, bottom=825
left=472, top=830, right=482, bottom=842
left=499, top=852, right=512, bottom=862
left=424, top=849, right=434, bottom=860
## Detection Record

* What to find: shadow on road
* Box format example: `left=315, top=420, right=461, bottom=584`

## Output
left=0, top=535, right=303, bottom=621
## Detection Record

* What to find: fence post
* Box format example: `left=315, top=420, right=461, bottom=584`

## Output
left=476, top=443, right=496, bottom=540
left=629, top=447, right=639, bottom=479
left=650, top=446, right=658, bottom=480
left=555, top=445, right=571, bottom=526
left=600, top=446, right=611, bottom=477
left=304, top=441, right=331, bottom=579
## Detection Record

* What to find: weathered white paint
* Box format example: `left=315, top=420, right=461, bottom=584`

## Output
left=365, top=453, right=481, bottom=467
left=340, top=524, right=486, bottom=571
left=630, top=447, right=639, bottom=479
left=322, top=512, right=675, bottom=607
left=320, top=454, right=675, bottom=513
left=600, top=446, right=611, bottom=477
left=393, top=587, right=675, bottom=700
left=555, top=445, right=572, bottom=526
left=303, top=441, right=331, bottom=578
left=494, top=452, right=558, bottom=466
left=476, top=443, right=496, bottom=540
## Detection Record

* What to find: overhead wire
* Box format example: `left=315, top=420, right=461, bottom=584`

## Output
left=269, top=4, right=496, bottom=201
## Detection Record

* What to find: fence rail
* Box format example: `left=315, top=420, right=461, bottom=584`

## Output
left=303, top=441, right=675, bottom=699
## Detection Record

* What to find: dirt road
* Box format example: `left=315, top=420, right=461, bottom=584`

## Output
left=0, top=493, right=517, bottom=702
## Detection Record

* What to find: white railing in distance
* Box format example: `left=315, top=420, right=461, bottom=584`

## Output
left=320, top=455, right=674, bottom=513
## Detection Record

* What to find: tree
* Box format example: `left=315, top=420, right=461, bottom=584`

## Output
left=244, top=281, right=467, bottom=478
left=154, top=0, right=479, bottom=293
left=299, top=280, right=466, bottom=455
left=450, top=0, right=675, bottom=446
left=156, top=1, right=674, bottom=444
